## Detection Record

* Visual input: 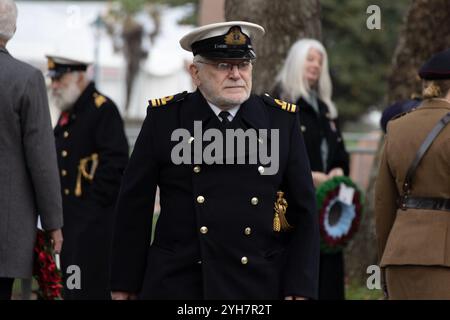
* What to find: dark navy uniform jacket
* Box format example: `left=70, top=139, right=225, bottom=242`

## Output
left=111, top=90, right=319, bottom=299
left=54, top=82, right=129, bottom=299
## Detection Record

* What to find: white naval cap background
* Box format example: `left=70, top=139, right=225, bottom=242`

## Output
left=45, top=54, right=93, bottom=66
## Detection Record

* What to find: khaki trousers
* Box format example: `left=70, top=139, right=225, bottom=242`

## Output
left=386, top=265, right=450, bottom=300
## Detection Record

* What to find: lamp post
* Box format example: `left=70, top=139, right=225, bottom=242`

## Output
left=91, top=14, right=105, bottom=83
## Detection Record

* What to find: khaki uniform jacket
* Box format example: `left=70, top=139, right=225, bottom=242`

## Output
left=375, top=99, right=450, bottom=268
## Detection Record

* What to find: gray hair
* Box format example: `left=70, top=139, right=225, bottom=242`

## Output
left=276, top=39, right=337, bottom=118
left=192, top=54, right=209, bottom=65
left=0, top=0, right=17, bottom=42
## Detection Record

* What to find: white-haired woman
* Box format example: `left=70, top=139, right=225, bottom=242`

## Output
left=273, top=39, right=350, bottom=300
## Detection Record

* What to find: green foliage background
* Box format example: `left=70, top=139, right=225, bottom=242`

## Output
left=322, top=0, right=410, bottom=122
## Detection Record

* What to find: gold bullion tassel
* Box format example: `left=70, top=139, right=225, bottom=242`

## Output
left=273, top=191, right=292, bottom=232
left=273, top=213, right=281, bottom=232
left=75, top=153, right=99, bottom=197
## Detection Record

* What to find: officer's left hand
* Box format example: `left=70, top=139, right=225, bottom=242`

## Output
left=285, top=296, right=307, bottom=300
left=111, top=291, right=137, bottom=300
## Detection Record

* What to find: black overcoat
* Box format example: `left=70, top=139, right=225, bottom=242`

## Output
left=296, top=97, right=349, bottom=175
left=54, top=82, right=129, bottom=299
left=296, top=97, right=350, bottom=300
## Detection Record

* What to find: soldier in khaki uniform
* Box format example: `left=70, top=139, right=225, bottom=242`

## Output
left=375, top=48, right=450, bottom=300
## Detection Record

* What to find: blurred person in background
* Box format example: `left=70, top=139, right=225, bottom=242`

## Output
left=380, top=98, right=421, bottom=133
left=47, top=55, right=129, bottom=300
left=273, top=39, right=350, bottom=300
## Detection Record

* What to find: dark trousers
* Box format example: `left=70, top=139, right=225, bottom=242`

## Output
left=0, top=278, right=14, bottom=300
left=319, top=251, right=345, bottom=300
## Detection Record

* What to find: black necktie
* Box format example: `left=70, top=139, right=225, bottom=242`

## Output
left=218, top=111, right=231, bottom=127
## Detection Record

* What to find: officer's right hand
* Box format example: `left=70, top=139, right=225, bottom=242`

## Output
left=111, top=291, right=137, bottom=300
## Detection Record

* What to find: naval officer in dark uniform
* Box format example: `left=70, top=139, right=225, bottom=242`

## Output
left=47, top=55, right=129, bottom=300
left=111, top=21, right=319, bottom=300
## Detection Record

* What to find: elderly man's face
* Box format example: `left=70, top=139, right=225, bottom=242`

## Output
left=190, top=58, right=253, bottom=109
left=50, top=72, right=82, bottom=111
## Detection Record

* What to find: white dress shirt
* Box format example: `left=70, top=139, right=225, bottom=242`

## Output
left=207, top=102, right=240, bottom=123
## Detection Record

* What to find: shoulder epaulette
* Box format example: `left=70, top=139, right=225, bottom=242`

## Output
left=93, top=92, right=108, bottom=108
left=262, top=93, right=298, bottom=113
left=148, top=91, right=188, bottom=108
